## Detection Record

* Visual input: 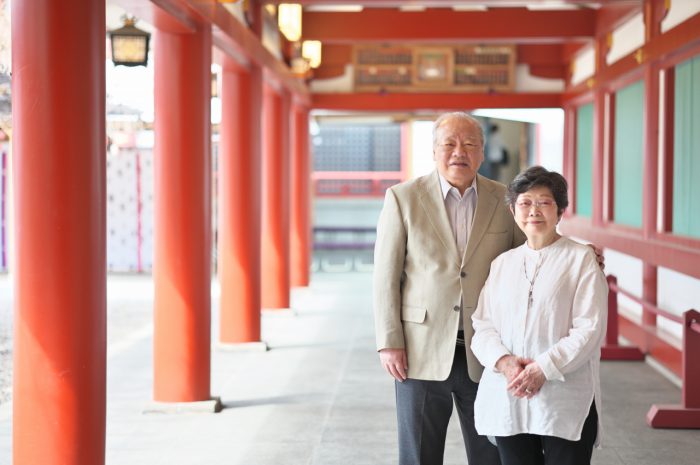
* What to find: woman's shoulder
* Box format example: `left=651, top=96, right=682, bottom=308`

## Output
left=555, top=237, right=601, bottom=274
left=558, top=236, right=595, bottom=257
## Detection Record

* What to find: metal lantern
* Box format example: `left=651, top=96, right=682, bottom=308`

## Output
left=109, top=17, right=150, bottom=67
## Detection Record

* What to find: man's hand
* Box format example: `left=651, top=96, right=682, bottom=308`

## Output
left=587, top=243, right=605, bottom=271
left=507, top=362, right=546, bottom=399
left=495, top=354, right=532, bottom=384
left=379, top=348, right=408, bottom=382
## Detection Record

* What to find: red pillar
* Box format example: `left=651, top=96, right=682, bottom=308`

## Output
left=290, top=104, right=311, bottom=287
left=11, top=0, right=106, bottom=463
left=641, top=0, right=662, bottom=330
left=641, top=64, right=659, bottom=332
left=562, top=105, right=576, bottom=215
left=218, top=56, right=264, bottom=342
left=153, top=23, right=213, bottom=401
left=591, top=35, right=609, bottom=227
left=261, top=85, right=291, bottom=308
left=591, top=89, right=606, bottom=226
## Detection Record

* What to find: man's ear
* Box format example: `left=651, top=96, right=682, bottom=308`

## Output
left=509, top=205, right=515, bottom=216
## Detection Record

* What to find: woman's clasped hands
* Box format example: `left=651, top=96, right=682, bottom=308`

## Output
left=495, top=354, right=546, bottom=400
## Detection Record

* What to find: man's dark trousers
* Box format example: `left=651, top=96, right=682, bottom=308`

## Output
left=395, top=346, right=501, bottom=465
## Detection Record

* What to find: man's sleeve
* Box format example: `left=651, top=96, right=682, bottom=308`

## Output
left=373, top=188, right=407, bottom=351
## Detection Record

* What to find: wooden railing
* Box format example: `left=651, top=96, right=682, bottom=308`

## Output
left=605, top=274, right=700, bottom=429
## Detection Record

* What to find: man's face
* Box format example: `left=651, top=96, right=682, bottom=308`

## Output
left=433, top=117, right=484, bottom=192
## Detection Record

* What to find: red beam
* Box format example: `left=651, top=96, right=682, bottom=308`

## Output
left=270, top=0, right=637, bottom=5
left=565, top=12, right=700, bottom=100
left=189, top=1, right=310, bottom=102
left=111, top=0, right=310, bottom=102
left=642, top=11, right=700, bottom=64
left=595, top=2, right=642, bottom=37
left=312, top=92, right=562, bottom=111
left=109, top=0, right=198, bottom=33
left=619, top=314, right=681, bottom=378
left=559, top=216, right=700, bottom=280
left=316, top=44, right=571, bottom=81
left=517, top=44, right=563, bottom=64
left=517, top=44, right=567, bottom=79
left=303, top=8, right=596, bottom=43
left=314, top=44, right=353, bottom=79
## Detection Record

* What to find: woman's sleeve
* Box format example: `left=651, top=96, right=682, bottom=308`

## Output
left=534, top=250, right=609, bottom=381
left=471, top=260, right=512, bottom=371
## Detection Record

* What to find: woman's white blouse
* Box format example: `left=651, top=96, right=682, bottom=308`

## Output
left=471, top=236, right=608, bottom=444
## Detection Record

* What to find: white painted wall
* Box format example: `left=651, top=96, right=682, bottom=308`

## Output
left=310, top=64, right=355, bottom=93
left=571, top=46, right=595, bottom=87
left=601, top=248, right=644, bottom=320
left=607, top=12, right=645, bottom=65
left=514, top=64, right=565, bottom=92
left=410, top=120, right=435, bottom=179
left=662, top=0, right=700, bottom=33
left=658, top=267, right=700, bottom=341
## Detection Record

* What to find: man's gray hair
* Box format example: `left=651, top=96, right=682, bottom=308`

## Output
left=432, top=112, right=485, bottom=148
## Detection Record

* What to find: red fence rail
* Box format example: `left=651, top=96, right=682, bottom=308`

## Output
left=311, top=171, right=402, bottom=197
left=601, top=275, right=645, bottom=360
left=605, top=274, right=700, bottom=428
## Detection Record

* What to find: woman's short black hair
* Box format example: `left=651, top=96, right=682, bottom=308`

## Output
left=506, top=166, right=569, bottom=216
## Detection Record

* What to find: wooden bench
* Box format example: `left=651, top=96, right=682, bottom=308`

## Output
left=312, top=226, right=376, bottom=271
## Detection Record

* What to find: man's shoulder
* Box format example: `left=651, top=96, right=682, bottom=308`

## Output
left=477, top=175, right=508, bottom=195
left=387, top=172, right=434, bottom=197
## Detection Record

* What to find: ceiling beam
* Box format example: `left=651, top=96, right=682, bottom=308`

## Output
left=267, top=0, right=637, bottom=7
left=312, top=92, right=563, bottom=111
left=303, top=8, right=596, bottom=43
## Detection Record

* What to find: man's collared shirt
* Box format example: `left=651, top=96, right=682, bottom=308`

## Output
left=438, top=173, right=478, bottom=261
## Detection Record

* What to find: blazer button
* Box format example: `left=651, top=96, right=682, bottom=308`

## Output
left=453, top=305, right=460, bottom=312
left=460, top=271, right=466, bottom=278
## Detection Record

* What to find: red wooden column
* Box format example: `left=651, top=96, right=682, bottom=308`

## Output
left=290, top=103, right=311, bottom=287
left=562, top=105, right=576, bottom=214
left=261, top=84, right=291, bottom=309
left=218, top=56, right=264, bottom=343
left=640, top=0, right=665, bottom=331
left=153, top=22, right=213, bottom=402
left=11, top=0, right=106, bottom=463
left=591, top=35, right=609, bottom=227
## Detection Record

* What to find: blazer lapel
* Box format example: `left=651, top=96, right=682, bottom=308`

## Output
left=463, top=175, right=499, bottom=265
left=418, top=171, right=460, bottom=265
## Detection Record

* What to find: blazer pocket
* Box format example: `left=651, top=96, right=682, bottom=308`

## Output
left=485, top=229, right=507, bottom=235
left=401, top=305, right=427, bottom=323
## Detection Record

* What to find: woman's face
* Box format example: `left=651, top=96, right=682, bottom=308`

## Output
left=512, top=186, right=560, bottom=239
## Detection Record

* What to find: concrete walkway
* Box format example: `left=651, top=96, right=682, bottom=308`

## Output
left=0, top=272, right=699, bottom=464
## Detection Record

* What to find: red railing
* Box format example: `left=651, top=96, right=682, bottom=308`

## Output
left=312, top=171, right=403, bottom=197
left=606, top=274, right=700, bottom=428
left=602, top=275, right=645, bottom=361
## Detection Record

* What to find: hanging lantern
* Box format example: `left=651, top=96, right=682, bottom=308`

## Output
left=109, top=17, right=150, bottom=67
left=278, top=4, right=302, bottom=42
left=302, top=40, right=322, bottom=69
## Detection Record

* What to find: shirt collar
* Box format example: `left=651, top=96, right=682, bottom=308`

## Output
left=438, top=172, right=478, bottom=200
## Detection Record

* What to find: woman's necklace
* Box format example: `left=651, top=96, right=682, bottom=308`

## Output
left=523, top=252, right=544, bottom=310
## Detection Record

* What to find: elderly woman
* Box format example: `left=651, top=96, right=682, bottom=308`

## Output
left=471, top=166, right=607, bottom=465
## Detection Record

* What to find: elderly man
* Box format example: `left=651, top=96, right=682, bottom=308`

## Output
left=373, top=112, right=525, bottom=465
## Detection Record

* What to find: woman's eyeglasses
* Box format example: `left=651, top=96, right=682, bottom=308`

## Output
left=515, top=200, right=556, bottom=210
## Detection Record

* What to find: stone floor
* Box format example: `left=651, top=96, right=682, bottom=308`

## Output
left=0, top=271, right=698, bottom=464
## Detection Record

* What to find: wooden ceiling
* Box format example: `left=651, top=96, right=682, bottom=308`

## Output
left=285, top=1, right=641, bottom=83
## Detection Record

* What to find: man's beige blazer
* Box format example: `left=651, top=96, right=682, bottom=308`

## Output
left=373, top=170, right=525, bottom=382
